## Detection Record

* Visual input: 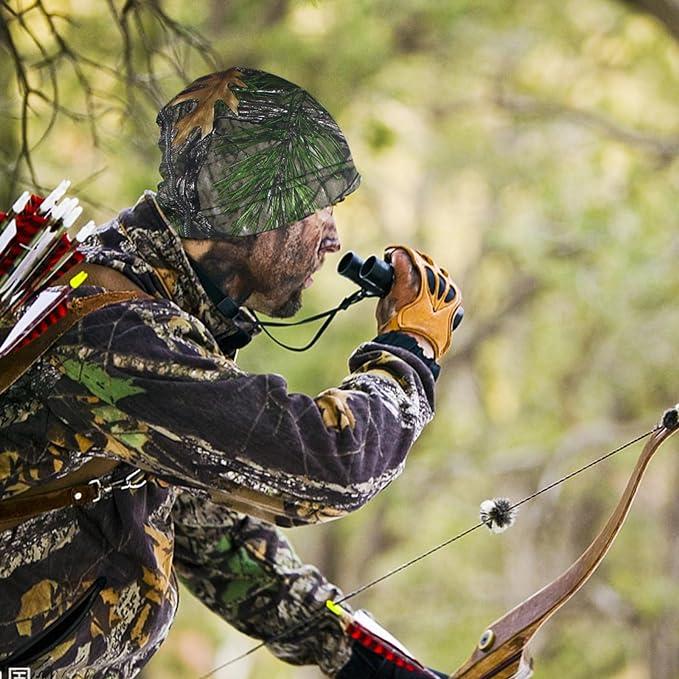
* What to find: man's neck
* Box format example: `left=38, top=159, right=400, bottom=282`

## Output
left=180, top=238, right=253, bottom=307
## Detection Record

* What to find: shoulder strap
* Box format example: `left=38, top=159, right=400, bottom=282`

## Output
left=59, top=262, right=147, bottom=293
left=0, top=264, right=152, bottom=530
left=0, top=457, right=119, bottom=533
left=0, top=262, right=150, bottom=397
left=0, top=289, right=147, bottom=398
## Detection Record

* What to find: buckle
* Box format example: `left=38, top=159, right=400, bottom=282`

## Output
left=87, top=478, right=103, bottom=503
left=121, top=469, right=147, bottom=490
left=88, top=468, right=147, bottom=502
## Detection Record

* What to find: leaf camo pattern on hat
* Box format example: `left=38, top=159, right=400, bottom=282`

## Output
left=169, top=69, right=247, bottom=148
left=157, top=67, right=360, bottom=238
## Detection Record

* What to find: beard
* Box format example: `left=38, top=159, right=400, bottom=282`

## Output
left=195, top=242, right=309, bottom=319
left=270, top=287, right=303, bottom=318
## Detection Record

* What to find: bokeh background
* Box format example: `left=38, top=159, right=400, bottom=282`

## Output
left=1, top=1, right=678, bottom=677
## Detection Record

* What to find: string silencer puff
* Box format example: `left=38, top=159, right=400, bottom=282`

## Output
left=480, top=497, right=517, bottom=534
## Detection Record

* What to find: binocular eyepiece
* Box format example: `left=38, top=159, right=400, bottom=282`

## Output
left=337, top=251, right=394, bottom=297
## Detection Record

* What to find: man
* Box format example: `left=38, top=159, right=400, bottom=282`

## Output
left=0, top=68, right=461, bottom=677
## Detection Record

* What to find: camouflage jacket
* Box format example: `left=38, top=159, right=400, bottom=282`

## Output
left=0, top=194, right=436, bottom=678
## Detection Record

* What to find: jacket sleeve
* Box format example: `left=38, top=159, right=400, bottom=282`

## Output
left=172, top=489, right=352, bottom=675
left=44, top=297, right=435, bottom=525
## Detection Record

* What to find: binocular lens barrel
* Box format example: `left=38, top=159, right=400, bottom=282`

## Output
left=337, top=252, right=364, bottom=288
left=337, top=251, right=394, bottom=297
left=359, top=256, right=394, bottom=296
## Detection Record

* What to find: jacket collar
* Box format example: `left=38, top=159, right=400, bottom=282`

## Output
left=81, top=192, right=259, bottom=354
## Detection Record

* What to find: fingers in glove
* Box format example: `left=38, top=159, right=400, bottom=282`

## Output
left=375, top=248, right=420, bottom=328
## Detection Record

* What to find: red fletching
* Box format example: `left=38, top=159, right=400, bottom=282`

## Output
left=52, top=250, right=84, bottom=281
left=0, top=211, right=6, bottom=222
left=14, top=297, right=70, bottom=351
left=43, top=235, right=71, bottom=270
left=346, top=622, right=422, bottom=674
left=0, top=194, right=50, bottom=275
left=28, top=194, right=45, bottom=211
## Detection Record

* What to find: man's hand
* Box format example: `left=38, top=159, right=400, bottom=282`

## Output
left=376, top=245, right=463, bottom=361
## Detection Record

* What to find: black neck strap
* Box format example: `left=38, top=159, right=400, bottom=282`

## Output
left=187, top=255, right=372, bottom=353
left=187, top=255, right=241, bottom=319
left=187, top=256, right=253, bottom=351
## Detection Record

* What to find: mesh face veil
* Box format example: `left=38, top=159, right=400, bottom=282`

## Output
left=156, top=67, right=361, bottom=238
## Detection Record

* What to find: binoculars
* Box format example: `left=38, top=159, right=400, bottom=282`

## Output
left=338, top=250, right=465, bottom=333
left=337, top=251, right=394, bottom=297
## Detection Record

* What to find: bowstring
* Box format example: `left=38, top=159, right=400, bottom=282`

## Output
left=198, top=425, right=657, bottom=679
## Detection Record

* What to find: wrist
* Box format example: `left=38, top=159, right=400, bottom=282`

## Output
left=401, top=332, right=435, bottom=359
left=372, top=332, right=440, bottom=380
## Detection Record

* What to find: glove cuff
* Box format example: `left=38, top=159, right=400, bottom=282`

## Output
left=373, top=331, right=441, bottom=380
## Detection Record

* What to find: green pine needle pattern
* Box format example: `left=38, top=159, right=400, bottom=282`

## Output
left=200, top=71, right=358, bottom=235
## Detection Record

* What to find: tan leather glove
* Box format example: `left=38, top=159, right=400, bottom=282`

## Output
left=376, top=245, right=463, bottom=361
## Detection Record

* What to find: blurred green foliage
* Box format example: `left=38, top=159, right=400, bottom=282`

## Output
left=1, top=0, right=678, bottom=677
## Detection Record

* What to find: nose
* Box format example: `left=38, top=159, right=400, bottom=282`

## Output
left=319, top=210, right=340, bottom=253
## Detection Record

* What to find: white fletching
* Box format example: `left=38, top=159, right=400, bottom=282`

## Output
left=40, top=180, right=71, bottom=214
left=0, top=229, right=56, bottom=299
left=75, top=220, right=96, bottom=242
left=353, top=611, right=419, bottom=662
left=50, top=197, right=73, bottom=222
left=0, top=287, right=67, bottom=358
left=0, top=220, right=17, bottom=256
left=12, top=191, right=31, bottom=215
left=63, top=205, right=83, bottom=229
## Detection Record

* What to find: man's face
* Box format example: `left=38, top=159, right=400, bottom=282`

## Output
left=246, top=206, right=340, bottom=317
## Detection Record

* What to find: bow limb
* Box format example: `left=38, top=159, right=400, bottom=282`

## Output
left=449, top=405, right=679, bottom=679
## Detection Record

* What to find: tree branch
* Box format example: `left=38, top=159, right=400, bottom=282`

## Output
left=621, top=0, right=679, bottom=42
left=0, top=0, right=221, bottom=196
left=492, top=87, right=679, bottom=161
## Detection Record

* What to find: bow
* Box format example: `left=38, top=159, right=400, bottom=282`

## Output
left=203, top=405, right=678, bottom=679
left=447, top=405, right=679, bottom=679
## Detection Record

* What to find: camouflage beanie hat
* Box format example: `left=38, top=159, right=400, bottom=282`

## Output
left=156, top=67, right=361, bottom=238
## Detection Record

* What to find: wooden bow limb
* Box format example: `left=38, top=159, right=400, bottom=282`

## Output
left=449, top=405, right=679, bottom=679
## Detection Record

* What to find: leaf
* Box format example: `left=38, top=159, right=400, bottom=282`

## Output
left=115, top=431, right=149, bottom=453
left=170, top=68, right=246, bottom=148
left=216, top=535, right=233, bottom=553
left=219, top=579, right=252, bottom=606
left=207, top=73, right=358, bottom=234
left=0, top=450, right=19, bottom=479
left=17, top=579, right=59, bottom=636
left=61, top=359, right=145, bottom=405
left=316, top=389, right=357, bottom=431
